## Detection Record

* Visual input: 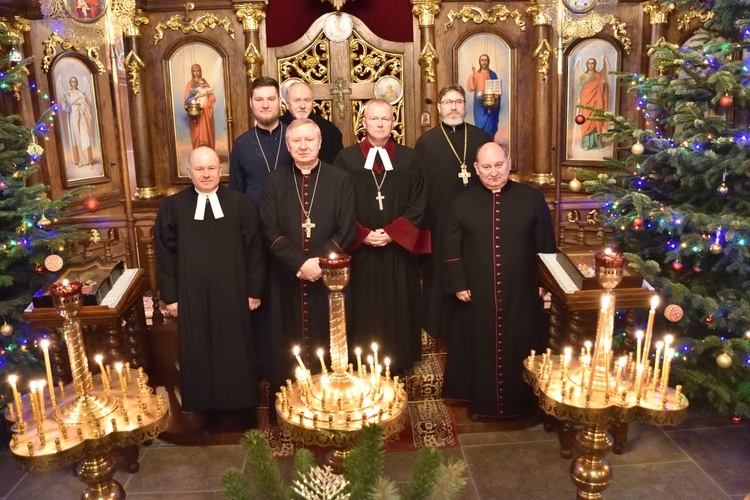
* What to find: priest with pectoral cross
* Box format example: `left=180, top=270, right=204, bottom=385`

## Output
left=260, top=118, right=355, bottom=398
left=333, top=99, right=430, bottom=374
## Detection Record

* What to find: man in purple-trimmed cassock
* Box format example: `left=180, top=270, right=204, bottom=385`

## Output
left=260, top=118, right=355, bottom=397
left=441, top=142, right=556, bottom=420
left=333, top=99, right=429, bottom=375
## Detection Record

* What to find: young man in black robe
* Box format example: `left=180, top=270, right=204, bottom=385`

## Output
left=230, top=77, right=292, bottom=205
left=415, top=85, right=491, bottom=340
left=260, top=118, right=355, bottom=399
left=280, top=81, right=344, bottom=165
left=155, top=147, right=266, bottom=435
left=334, top=99, right=429, bottom=374
left=441, top=142, right=556, bottom=420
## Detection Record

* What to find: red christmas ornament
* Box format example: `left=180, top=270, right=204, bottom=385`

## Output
left=34, top=264, right=45, bottom=274
left=693, top=265, right=703, bottom=274
left=632, top=217, right=644, bottom=229
left=732, top=414, right=743, bottom=424
left=83, top=196, right=100, bottom=212
left=672, top=261, right=683, bottom=271
left=575, top=114, right=586, bottom=125
left=664, top=304, right=684, bottom=322
left=719, top=95, right=734, bottom=108
left=705, top=316, right=712, bottom=324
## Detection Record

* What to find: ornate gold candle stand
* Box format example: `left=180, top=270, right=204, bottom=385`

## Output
left=4, top=281, right=169, bottom=499
left=275, top=254, right=407, bottom=473
left=524, top=251, right=688, bottom=499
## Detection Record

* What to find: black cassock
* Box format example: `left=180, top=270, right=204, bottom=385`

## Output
left=260, top=162, right=355, bottom=393
left=414, top=123, right=491, bottom=337
left=280, top=111, right=343, bottom=165
left=155, top=186, right=266, bottom=412
left=442, top=181, right=556, bottom=418
left=333, top=143, right=429, bottom=374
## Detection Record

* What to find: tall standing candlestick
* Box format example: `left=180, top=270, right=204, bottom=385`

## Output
left=8, top=375, right=24, bottom=427
left=642, top=295, right=659, bottom=364
left=40, top=339, right=57, bottom=408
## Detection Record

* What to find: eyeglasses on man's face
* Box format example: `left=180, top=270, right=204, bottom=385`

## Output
left=439, top=99, right=465, bottom=107
left=192, top=166, right=220, bottom=174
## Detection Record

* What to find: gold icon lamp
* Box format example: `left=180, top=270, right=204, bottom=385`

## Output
left=523, top=249, right=688, bottom=499
left=275, top=254, right=408, bottom=473
left=4, top=280, right=169, bottom=499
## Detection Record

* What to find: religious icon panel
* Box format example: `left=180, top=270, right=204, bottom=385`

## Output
left=50, top=55, right=108, bottom=187
left=166, top=42, right=230, bottom=180
left=455, top=32, right=512, bottom=150
left=565, top=38, right=620, bottom=163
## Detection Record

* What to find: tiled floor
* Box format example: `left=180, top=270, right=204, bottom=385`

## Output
left=1, top=405, right=748, bottom=500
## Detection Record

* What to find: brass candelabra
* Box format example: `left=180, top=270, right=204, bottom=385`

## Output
left=524, top=250, right=688, bottom=499
left=4, top=280, right=169, bottom=499
left=275, top=254, right=408, bottom=472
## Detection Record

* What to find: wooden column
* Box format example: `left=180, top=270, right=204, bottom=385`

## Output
left=643, top=2, right=674, bottom=78
left=235, top=3, right=266, bottom=98
left=123, top=12, right=160, bottom=200
left=527, top=4, right=554, bottom=186
left=411, top=0, right=441, bottom=136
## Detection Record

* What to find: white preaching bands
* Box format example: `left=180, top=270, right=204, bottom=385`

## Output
left=364, top=147, right=393, bottom=211
left=193, top=188, right=224, bottom=220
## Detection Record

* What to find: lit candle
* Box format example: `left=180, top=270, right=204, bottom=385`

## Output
left=603, top=339, right=612, bottom=397
left=635, top=330, right=644, bottom=366
left=384, top=357, right=390, bottom=380
left=36, top=380, right=46, bottom=420
left=634, top=364, right=644, bottom=401
left=615, top=356, right=626, bottom=393
left=652, top=341, right=663, bottom=388
left=355, top=347, right=363, bottom=375
left=367, top=355, right=374, bottom=376
left=661, top=347, right=674, bottom=390
left=372, top=343, right=379, bottom=369
left=8, top=375, right=23, bottom=425
left=95, top=354, right=109, bottom=391
left=40, top=339, right=56, bottom=407
left=584, top=341, right=592, bottom=357
left=563, top=347, right=572, bottom=369
left=642, top=295, right=659, bottom=364
left=317, top=348, right=327, bottom=374
left=293, top=346, right=307, bottom=376
left=29, top=381, right=39, bottom=422
left=115, top=362, right=126, bottom=393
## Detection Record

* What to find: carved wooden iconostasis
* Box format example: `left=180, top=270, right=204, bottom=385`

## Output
left=0, top=0, right=717, bottom=274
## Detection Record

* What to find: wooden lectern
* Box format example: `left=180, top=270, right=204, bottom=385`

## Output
left=536, top=251, right=654, bottom=456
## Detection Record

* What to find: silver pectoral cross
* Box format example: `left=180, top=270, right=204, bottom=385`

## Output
left=376, top=190, right=385, bottom=211
left=302, top=217, right=316, bottom=238
left=458, top=164, right=471, bottom=185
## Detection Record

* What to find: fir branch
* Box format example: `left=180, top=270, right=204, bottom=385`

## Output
left=367, top=477, right=401, bottom=499
left=403, top=448, right=442, bottom=499
left=221, top=468, right=253, bottom=500
left=239, top=430, right=290, bottom=500
left=427, top=460, right=468, bottom=500
left=343, top=425, right=384, bottom=499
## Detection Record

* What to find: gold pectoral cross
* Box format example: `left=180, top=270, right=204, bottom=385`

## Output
left=331, top=77, right=352, bottom=120
left=458, top=164, right=471, bottom=185
left=302, top=217, right=316, bottom=238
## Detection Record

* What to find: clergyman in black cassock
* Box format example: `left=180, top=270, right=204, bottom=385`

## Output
left=155, top=147, right=266, bottom=426
left=441, top=142, right=556, bottom=419
left=334, top=99, right=429, bottom=374
left=260, top=118, right=355, bottom=395
left=414, top=85, right=491, bottom=339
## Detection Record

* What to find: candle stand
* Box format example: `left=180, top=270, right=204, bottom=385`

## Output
left=4, top=281, right=169, bottom=499
left=524, top=251, right=688, bottom=499
left=275, top=255, right=407, bottom=473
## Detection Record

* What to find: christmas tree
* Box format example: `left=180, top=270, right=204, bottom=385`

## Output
left=0, top=26, right=85, bottom=414
left=577, top=0, right=750, bottom=416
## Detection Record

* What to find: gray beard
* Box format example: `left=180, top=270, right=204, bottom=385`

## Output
left=441, top=115, right=464, bottom=127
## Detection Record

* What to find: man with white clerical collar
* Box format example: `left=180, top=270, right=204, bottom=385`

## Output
left=415, top=85, right=493, bottom=350
left=333, top=99, right=429, bottom=374
left=441, top=142, right=556, bottom=421
left=230, top=76, right=292, bottom=205
left=259, top=118, right=355, bottom=402
left=155, top=147, right=266, bottom=435
left=279, top=81, right=343, bottom=165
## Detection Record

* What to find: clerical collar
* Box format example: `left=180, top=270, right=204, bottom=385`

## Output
left=294, top=161, right=320, bottom=176
left=254, top=122, right=282, bottom=136
left=360, top=138, right=395, bottom=173
left=194, top=187, right=224, bottom=220
left=442, top=121, right=466, bottom=133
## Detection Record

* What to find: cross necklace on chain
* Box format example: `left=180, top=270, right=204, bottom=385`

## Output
left=293, top=162, right=321, bottom=238
left=255, top=123, right=285, bottom=172
left=440, top=123, right=470, bottom=185
left=371, top=168, right=387, bottom=211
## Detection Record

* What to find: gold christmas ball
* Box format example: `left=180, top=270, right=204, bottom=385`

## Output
left=716, top=352, right=732, bottom=368
left=631, top=142, right=645, bottom=155
left=569, top=178, right=582, bottom=192
left=716, top=182, right=729, bottom=195
left=0, top=322, right=13, bottom=336
left=709, top=242, right=723, bottom=254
